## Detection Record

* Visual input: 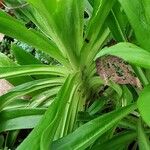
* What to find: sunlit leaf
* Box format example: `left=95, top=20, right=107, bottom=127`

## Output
left=52, top=103, right=136, bottom=150
left=137, top=85, right=150, bottom=126
left=17, top=74, right=79, bottom=150
left=95, top=42, right=150, bottom=69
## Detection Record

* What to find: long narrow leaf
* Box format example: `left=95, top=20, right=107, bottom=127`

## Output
left=138, top=120, right=150, bottom=150
left=0, top=108, right=46, bottom=133
left=0, top=65, right=69, bottom=78
left=0, top=78, right=64, bottom=110
left=92, top=131, right=136, bottom=150
left=27, top=0, right=84, bottom=68
left=118, top=0, right=150, bottom=51
left=0, top=10, right=68, bottom=66
left=52, top=103, right=136, bottom=150
left=17, top=74, right=79, bottom=150
left=80, top=0, right=116, bottom=62
left=137, top=85, right=150, bottom=126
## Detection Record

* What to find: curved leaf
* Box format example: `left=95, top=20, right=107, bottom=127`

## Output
left=0, top=10, right=68, bottom=66
left=138, top=120, right=150, bottom=150
left=29, top=87, right=60, bottom=108
left=80, top=0, right=115, bottom=64
left=0, top=77, right=64, bottom=110
left=0, top=52, right=33, bottom=85
left=52, top=103, right=136, bottom=150
left=27, top=0, right=84, bottom=68
left=0, top=108, right=46, bottom=132
left=118, top=0, right=150, bottom=51
left=0, top=65, right=69, bottom=79
left=137, top=85, right=150, bottom=126
left=95, top=42, right=150, bottom=69
left=17, top=74, right=79, bottom=150
left=92, top=131, right=136, bottom=150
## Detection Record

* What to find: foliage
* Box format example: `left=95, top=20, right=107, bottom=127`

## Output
left=0, top=0, right=150, bottom=150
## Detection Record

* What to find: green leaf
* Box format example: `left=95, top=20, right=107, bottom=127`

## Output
left=0, top=52, right=16, bottom=67
left=118, top=0, right=150, bottom=51
left=0, top=135, right=4, bottom=148
left=142, top=0, right=150, bottom=22
left=0, top=77, right=64, bottom=110
left=17, top=74, right=78, bottom=150
left=81, top=0, right=115, bottom=64
left=0, top=10, right=68, bottom=66
left=11, top=44, right=42, bottom=65
left=138, top=120, right=150, bottom=150
left=122, top=85, right=133, bottom=105
left=4, top=99, right=29, bottom=110
left=0, top=52, right=33, bottom=85
left=52, top=103, right=136, bottom=150
left=29, top=87, right=60, bottom=108
left=106, top=2, right=128, bottom=42
left=87, top=97, right=105, bottom=115
left=0, top=65, right=69, bottom=79
left=27, top=0, right=84, bottom=68
left=92, top=131, right=136, bottom=150
left=137, top=85, right=150, bottom=126
left=0, top=108, right=46, bottom=132
left=85, top=0, right=116, bottom=43
left=95, top=42, right=150, bottom=69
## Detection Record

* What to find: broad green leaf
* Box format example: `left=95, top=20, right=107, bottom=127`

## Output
left=137, top=85, right=150, bottom=126
left=0, top=108, right=46, bottom=132
left=91, top=131, right=136, bottom=150
left=95, top=42, right=150, bottom=69
left=0, top=77, right=64, bottom=110
left=142, top=0, right=150, bottom=22
left=138, top=120, right=150, bottom=150
left=118, top=0, right=150, bottom=51
left=11, top=44, right=42, bottom=65
left=17, top=74, right=79, bottom=150
left=0, top=65, right=69, bottom=78
left=0, top=10, right=69, bottom=66
left=52, top=103, right=136, bottom=150
left=27, top=0, right=84, bottom=68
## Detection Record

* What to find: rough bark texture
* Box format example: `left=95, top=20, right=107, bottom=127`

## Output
left=96, top=55, right=142, bottom=88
